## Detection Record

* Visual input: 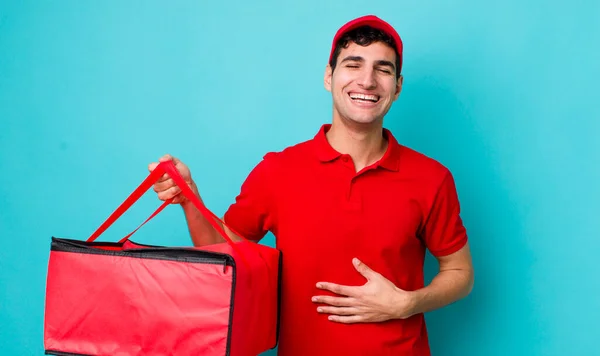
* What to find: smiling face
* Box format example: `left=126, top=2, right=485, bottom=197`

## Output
left=325, top=41, right=403, bottom=127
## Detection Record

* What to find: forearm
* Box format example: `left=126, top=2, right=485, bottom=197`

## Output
left=180, top=181, right=227, bottom=247
left=406, top=268, right=474, bottom=317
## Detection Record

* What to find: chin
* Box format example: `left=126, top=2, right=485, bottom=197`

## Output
left=334, top=107, right=384, bottom=126
left=346, top=114, right=382, bottom=125
left=342, top=119, right=381, bottom=128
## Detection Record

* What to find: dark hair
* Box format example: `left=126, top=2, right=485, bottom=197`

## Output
left=329, top=26, right=401, bottom=78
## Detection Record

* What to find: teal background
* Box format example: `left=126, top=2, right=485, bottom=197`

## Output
left=1, top=1, right=599, bottom=355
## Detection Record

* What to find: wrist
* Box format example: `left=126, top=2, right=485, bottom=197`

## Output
left=180, top=181, right=199, bottom=208
left=393, top=288, right=421, bottom=320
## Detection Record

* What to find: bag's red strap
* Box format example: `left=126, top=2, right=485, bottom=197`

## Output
left=160, top=161, right=242, bottom=246
left=87, top=163, right=166, bottom=242
left=87, top=161, right=243, bottom=247
left=118, top=199, right=172, bottom=244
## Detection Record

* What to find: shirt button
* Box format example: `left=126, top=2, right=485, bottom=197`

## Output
left=342, top=156, right=348, bottom=162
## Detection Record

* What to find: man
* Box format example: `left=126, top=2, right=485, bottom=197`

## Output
left=150, top=15, right=473, bottom=356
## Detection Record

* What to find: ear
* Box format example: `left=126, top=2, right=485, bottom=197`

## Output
left=393, top=74, right=403, bottom=101
left=324, top=64, right=333, bottom=92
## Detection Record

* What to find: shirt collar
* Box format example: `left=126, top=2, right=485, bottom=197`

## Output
left=312, top=124, right=401, bottom=172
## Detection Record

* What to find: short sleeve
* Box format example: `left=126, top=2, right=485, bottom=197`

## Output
left=223, top=153, right=278, bottom=242
left=421, top=170, right=468, bottom=257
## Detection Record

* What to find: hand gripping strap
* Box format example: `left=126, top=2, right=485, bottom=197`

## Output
left=87, top=161, right=246, bottom=248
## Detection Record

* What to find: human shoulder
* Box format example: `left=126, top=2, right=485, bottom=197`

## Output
left=242, top=138, right=314, bottom=196
left=398, top=144, right=453, bottom=184
left=259, top=136, right=316, bottom=169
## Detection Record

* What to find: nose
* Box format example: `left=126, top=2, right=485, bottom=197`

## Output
left=357, top=68, right=377, bottom=89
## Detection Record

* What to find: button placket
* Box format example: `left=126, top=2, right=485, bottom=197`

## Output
left=344, top=175, right=362, bottom=211
left=347, top=176, right=353, bottom=200
left=337, top=155, right=361, bottom=210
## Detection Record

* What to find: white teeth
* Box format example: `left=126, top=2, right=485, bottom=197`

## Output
left=349, top=93, right=379, bottom=102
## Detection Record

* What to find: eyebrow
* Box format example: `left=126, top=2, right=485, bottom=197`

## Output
left=340, top=56, right=364, bottom=64
left=375, top=60, right=396, bottom=70
left=340, top=56, right=396, bottom=70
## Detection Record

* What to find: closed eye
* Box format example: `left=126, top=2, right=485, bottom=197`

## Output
left=375, top=60, right=396, bottom=75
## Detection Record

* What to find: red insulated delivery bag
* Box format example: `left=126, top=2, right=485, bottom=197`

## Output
left=43, top=161, right=282, bottom=356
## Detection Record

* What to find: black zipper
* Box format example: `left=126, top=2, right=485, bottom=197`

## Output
left=45, top=350, right=92, bottom=356
left=51, top=237, right=233, bottom=267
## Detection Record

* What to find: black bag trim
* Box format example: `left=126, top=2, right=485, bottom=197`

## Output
left=225, top=256, right=237, bottom=356
left=275, top=250, right=283, bottom=348
left=45, top=350, right=92, bottom=356
left=51, top=237, right=234, bottom=268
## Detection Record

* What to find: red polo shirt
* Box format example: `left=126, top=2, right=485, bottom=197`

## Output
left=224, top=124, right=467, bottom=356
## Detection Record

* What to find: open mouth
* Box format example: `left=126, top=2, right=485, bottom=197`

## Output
left=348, top=92, right=380, bottom=103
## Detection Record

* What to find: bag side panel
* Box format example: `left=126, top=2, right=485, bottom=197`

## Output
left=227, top=243, right=282, bottom=356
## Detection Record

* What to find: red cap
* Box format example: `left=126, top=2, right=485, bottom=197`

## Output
left=329, top=15, right=403, bottom=73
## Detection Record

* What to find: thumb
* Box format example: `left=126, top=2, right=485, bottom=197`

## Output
left=353, top=258, right=378, bottom=281
left=159, top=154, right=180, bottom=164
left=158, top=154, right=181, bottom=168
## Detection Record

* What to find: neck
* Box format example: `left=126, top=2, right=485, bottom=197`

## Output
left=326, top=118, right=388, bottom=172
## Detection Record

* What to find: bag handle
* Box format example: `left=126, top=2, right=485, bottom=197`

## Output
left=117, top=199, right=172, bottom=244
left=87, top=160, right=244, bottom=247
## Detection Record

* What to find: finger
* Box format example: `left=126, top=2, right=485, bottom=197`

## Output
left=148, top=167, right=173, bottom=186
left=317, top=306, right=358, bottom=316
left=353, top=258, right=379, bottom=281
left=150, top=154, right=179, bottom=171
left=148, top=162, right=172, bottom=182
left=148, top=162, right=159, bottom=172
left=327, top=315, right=364, bottom=324
left=312, top=295, right=356, bottom=307
left=156, top=173, right=171, bottom=183
left=171, top=195, right=187, bottom=204
left=159, top=154, right=173, bottom=162
left=153, top=178, right=176, bottom=193
left=157, top=186, right=181, bottom=201
left=316, top=282, right=358, bottom=297
left=159, top=154, right=180, bottom=164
